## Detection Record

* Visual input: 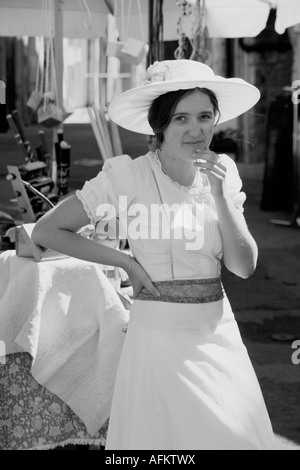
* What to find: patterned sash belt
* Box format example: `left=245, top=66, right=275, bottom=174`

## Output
left=135, top=277, right=224, bottom=304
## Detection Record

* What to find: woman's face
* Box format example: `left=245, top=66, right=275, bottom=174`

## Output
left=161, top=89, right=215, bottom=162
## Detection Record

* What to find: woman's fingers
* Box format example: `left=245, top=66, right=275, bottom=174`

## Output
left=192, top=150, right=228, bottom=198
left=193, top=149, right=227, bottom=177
left=194, top=161, right=226, bottom=178
left=128, top=258, right=160, bottom=298
left=132, top=279, right=160, bottom=298
left=143, top=278, right=161, bottom=297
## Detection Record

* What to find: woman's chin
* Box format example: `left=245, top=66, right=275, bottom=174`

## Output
left=184, top=147, right=201, bottom=160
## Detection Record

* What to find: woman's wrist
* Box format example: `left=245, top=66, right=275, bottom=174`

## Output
left=118, top=253, right=136, bottom=274
left=126, top=255, right=136, bottom=275
left=213, top=191, right=233, bottom=207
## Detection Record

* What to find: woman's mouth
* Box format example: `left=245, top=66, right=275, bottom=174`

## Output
left=184, top=141, right=204, bottom=148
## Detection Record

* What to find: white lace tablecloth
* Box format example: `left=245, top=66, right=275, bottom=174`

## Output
left=0, top=250, right=129, bottom=449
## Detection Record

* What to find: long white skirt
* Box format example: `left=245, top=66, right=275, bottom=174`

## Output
left=105, top=296, right=276, bottom=450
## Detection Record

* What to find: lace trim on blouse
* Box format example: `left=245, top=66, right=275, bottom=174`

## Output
left=150, top=150, right=199, bottom=191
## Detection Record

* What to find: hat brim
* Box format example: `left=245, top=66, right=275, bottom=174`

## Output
left=108, top=78, right=260, bottom=135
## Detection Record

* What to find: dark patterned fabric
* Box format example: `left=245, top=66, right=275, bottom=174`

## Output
left=135, top=278, right=224, bottom=303
left=0, top=353, right=108, bottom=450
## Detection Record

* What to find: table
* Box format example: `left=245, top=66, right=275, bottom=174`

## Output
left=0, top=250, right=129, bottom=450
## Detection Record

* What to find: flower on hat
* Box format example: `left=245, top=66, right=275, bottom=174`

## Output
left=144, top=62, right=170, bottom=85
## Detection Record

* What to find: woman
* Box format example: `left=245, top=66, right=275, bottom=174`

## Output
left=32, top=59, right=276, bottom=450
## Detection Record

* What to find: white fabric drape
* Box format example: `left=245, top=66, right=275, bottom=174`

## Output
left=275, top=0, right=300, bottom=34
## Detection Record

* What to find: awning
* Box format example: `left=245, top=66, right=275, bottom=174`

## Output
left=0, top=0, right=299, bottom=40
left=116, top=0, right=271, bottom=41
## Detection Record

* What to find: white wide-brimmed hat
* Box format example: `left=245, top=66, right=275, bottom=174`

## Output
left=108, top=59, right=260, bottom=135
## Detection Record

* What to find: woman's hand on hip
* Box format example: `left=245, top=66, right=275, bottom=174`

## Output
left=126, top=256, right=160, bottom=299
left=193, top=149, right=227, bottom=198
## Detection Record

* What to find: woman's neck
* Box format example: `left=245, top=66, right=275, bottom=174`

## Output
left=157, top=148, right=197, bottom=187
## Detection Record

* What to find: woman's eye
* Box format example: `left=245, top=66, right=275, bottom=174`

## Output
left=174, top=116, right=186, bottom=122
left=200, top=114, right=213, bottom=120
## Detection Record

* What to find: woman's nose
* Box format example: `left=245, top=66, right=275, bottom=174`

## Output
left=188, top=120, right=203, bottom=137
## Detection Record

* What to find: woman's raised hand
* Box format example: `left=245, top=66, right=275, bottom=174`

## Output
left=126, top=256, right=160, bottom=299
left=193, top=149, right=227, bottom=198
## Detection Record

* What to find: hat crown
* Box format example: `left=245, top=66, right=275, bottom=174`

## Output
left=144, top=59, right=215, bottom=85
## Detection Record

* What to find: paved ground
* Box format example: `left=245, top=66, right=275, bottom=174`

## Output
left=1, top=120, right=300, bottom=450
left=222, top=164, right=300, bottom=450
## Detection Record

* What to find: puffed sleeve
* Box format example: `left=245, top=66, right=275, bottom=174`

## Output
left=75, top=154, right=136, bottom=226
left=220, top=154, right=246, bottom=212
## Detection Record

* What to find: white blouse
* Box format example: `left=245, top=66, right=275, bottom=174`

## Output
left=76, top=151, right=246, bottom=282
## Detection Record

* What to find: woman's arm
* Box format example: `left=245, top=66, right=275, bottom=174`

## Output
left=31, top=195, right=160, bottom=296
left=213, top=195, right=258, bottom=279
left=193, top=150, right=258, bottom=279
left=32, top=195, right=129, bottom=267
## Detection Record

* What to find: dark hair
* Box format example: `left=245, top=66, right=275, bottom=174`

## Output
left=148, top=87, right=220, bottom=147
